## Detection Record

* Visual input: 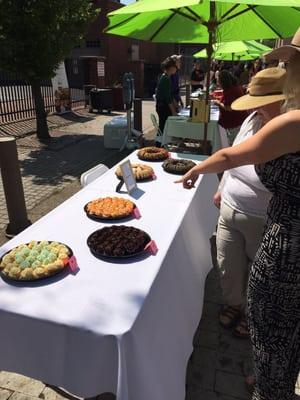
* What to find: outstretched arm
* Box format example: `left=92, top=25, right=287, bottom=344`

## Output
left=176, top=110, right=300, bottom=189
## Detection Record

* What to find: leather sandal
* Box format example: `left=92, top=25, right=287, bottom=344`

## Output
left=219, top=306, right=241, bottom=329
left=233, top=315, right=250, bottom=338
left=245, top=375, right=255, bottom=394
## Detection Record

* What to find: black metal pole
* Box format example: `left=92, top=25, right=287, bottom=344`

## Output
left=133, top=98, right=142, bottom=132
left=185, top=84, right=191, bottom=107
left=203, top=1, right=216, bottom=155
left=0, top=137, right=31, bottom=237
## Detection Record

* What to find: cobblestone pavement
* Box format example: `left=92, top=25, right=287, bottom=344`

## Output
left=0, top=101, right=155, bottom=231
left=0, top=101, right=299, bottom=399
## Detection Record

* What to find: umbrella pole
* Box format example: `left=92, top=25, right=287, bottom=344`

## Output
left=203, top=1, right=216, bottom=155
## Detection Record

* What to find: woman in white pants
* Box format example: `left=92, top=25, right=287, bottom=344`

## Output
left=213, top=68, right=286, bottom=338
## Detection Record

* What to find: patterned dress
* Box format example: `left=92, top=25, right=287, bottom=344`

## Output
left=248, top=152, right=300, bottom=400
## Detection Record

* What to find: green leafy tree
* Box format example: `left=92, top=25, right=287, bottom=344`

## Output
left=0, top=0, right=97, bottom=140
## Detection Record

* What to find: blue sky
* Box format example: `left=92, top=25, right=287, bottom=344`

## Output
left=122, top=0, right=135, bottom=4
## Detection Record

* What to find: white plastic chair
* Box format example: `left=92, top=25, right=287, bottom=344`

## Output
left=80, top=164, right=109, bottom=187
left=150, top=113, right=163, bottom=144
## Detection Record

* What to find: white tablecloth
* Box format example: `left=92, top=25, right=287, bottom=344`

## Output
left=178, top=108, right=190, bottom=117
left=162, top=109, right=227, bottom=153
left=0, top=152, right=219, bottom=400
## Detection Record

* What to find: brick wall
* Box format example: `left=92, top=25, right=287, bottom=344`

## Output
left=79, top=0, right=177, bottom=96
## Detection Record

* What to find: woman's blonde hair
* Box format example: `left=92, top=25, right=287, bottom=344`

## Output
left=283, top=52, right=300, bottom=111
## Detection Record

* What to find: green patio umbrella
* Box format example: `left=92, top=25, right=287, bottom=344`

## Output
left=193, top=40, right=272, bottom=61
left=105, top=0, right=300, bottom=151
left=105, top=1, right=300, bottom=44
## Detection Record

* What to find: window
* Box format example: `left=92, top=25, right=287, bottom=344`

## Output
left=72, top=59, right=79, bottom=75
left=85, top=40, right=101, bottom=48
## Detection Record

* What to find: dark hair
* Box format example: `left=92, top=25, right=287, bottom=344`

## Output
left=161, top=57, right=176, bottom=71
left=245, top=61, right=254, bottom=71
left=218, top=70, right=237, bottom=90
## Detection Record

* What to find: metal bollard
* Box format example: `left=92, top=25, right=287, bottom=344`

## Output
left=133, top=98, right=142, bottom=132
left=185, top=84, right=191, bottom=108
left=0, top=137, right=31, bottom=237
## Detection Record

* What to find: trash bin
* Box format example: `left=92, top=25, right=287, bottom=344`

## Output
left=104, top=116, right=133, bottom=149
left=83, top=85, right=96, bottom=107
left=89, top=88, right=113, bottom=113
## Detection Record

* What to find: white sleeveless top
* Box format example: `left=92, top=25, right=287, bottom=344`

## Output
left=221, top=112, right=272, bottom=218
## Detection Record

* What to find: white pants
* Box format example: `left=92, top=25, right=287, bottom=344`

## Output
left=216, top=202, right=265, bottom=310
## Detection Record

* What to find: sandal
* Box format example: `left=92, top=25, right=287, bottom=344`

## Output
left=219, top=306, right=241, bottom=329
left=245, top=375, right=255, bottom=394
left=233, top=315, right=250, bottom=338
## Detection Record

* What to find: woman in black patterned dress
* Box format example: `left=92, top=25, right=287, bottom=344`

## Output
left=177, top=30, right=300, bottom=400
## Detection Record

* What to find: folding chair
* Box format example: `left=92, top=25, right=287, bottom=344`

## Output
left=80, top=164, right=109, bottom=187
left=150, top=113, right=163, bottom=144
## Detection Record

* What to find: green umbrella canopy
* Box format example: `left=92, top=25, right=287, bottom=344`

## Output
left=193, top=40, right=272, bottom=60
left=105, top=0, right=300, bottom=150
left=105, top=0, right=300, bottom=43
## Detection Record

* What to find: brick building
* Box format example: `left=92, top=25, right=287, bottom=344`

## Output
left=66, top=0, right=179, bottom=97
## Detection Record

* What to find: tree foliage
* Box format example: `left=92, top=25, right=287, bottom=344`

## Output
left=0, top=0, right=98, bottom=82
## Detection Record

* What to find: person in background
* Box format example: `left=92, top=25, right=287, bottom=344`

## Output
left=170, top=54, right=184, bottom=111
left=253, top=58, right=263, bottom=75
left=176, top=27, right=300, bottom=398
left=233, top=62, right=245, bottom=82
left=239, top=61, right=254, bottom=86
left=215, top=62, right=221, bottom=82
left=263, top=59, right=279, bottom=69
left=214, top=70, right=248, bottom=144
left=155, top=57, right=177, bottom=133
left=190, top=60, right=205, bottom=92
left=214, top=68, right=286, bottom=339
left=209, top=77, right=218, bottom=92
left=204, top=65, right=216, bottom=91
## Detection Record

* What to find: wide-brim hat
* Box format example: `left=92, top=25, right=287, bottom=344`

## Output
left=265, top=27, right=300, bottom=62
left=232, top=67, right=286, bottom=111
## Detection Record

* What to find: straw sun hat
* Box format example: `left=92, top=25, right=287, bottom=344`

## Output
left=231, top=67, right=286, bottom=111
left=265, top=26, right=300, bottom=62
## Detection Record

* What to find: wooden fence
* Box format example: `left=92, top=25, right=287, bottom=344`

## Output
left=0, top=72, right=85, bottom=124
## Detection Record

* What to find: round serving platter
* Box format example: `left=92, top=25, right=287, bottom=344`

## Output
left=0, top=242, right=73, bottom=282
left=83, top=202, right=137, bottom=222
left=162, top=159, right=196, bottom=175
left=116, top=174, right=155, bottom=182
left=87, top=227, right=151, bottom=260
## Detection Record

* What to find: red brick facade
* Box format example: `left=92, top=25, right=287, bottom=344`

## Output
left=68, top=0, right=177, bottom=97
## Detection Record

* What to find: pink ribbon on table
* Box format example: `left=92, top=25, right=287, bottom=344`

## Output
left=145, top=240, right=158, bottom=255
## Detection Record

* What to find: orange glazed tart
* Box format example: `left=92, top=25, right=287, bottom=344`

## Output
left=85, top=197, right=135, bottom=219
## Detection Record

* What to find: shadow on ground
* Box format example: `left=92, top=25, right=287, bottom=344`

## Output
left=57, top=111, right=95, bottom=123
left=19, top=134, right=131, bottom=186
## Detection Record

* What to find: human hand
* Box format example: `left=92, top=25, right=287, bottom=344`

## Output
left=175, top=167, right=200, bottom=189
left=213, top=191, right=222, bottom=209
